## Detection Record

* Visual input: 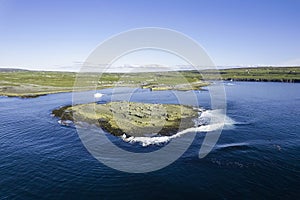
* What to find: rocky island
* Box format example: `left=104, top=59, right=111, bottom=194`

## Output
left=52, top=101, right=200, bottom=137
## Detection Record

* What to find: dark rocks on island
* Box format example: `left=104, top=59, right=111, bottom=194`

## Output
left=52, top=101, right=200, bottom=137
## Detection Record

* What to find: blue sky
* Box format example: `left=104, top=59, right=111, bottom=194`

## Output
left=0, top=0, right=299, bottom=71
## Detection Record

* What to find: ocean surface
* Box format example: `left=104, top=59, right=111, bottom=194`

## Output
left=0, top=82, right=299, bottom=199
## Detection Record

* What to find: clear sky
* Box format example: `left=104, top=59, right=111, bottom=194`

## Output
left=0, top=0, right=299, bottom=71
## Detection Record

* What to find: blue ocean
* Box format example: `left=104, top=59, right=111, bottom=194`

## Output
left=0, top=82, right=299, bottom=199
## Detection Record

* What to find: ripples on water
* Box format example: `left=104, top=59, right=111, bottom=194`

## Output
left=0, top=82, right=300, bottom=199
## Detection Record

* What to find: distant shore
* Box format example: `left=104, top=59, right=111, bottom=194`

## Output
left=0, top=66, right=299, bottom=98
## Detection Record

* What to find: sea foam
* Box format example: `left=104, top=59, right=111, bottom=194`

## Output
left=122, top=109, right=236, bottom=146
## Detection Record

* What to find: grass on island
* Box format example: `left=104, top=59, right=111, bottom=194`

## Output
left=0, top=67, right=299, bottom=97
left=52, top=101, right=199, bottom=137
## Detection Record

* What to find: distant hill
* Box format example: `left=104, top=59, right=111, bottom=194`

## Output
left=0, top=68, right=30, bottom=72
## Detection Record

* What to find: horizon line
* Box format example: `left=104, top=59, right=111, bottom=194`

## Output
left=0, top=65, right=300, bottom=73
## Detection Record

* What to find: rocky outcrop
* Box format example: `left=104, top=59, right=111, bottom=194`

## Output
left=52, top=101, right=200, bottom=137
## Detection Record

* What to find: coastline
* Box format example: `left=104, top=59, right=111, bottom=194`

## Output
left=1, top=66, right=299, bottom=98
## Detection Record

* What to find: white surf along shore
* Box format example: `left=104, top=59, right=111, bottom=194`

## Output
left=122, top=109, right=235, bottom=147
left=58, top=92, right=235, bottom=147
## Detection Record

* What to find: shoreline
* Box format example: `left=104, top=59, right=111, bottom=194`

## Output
left=1, top=79, right=300, bottom=98
left=1, top=79, right=299, bottom=98
left=52, top=101, right=200, bottom=137
left=1, top=66, right=299, bottom=98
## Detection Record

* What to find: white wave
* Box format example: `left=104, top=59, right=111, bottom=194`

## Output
left=194, top=109, right=236, bottom=129
left=224, top=83, right=235, bottom=86
left=58, top=120, right=73, bottom=126
left=94, top=93, right=104, bottom=98
left=216, top=142, right=249, bottom=149
left=121, top=109, right=236, bottom=147
left=124, top=135, right=171, bottom=147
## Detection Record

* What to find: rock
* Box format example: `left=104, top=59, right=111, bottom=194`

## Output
left=53, top=101, right=199, bottom=137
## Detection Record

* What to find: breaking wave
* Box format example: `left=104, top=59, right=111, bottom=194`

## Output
left=122, top=109, right=237, bottom=147
left=215, top=142, right=253, bottom=151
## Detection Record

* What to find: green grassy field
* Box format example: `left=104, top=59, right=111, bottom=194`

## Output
left=202, top=67, right=300, bottom=82
left=0, top=67, right=299, bottom=97
left=0, top=69, right=207, bottom=97
left=0, top=70, right=77, bottom=97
